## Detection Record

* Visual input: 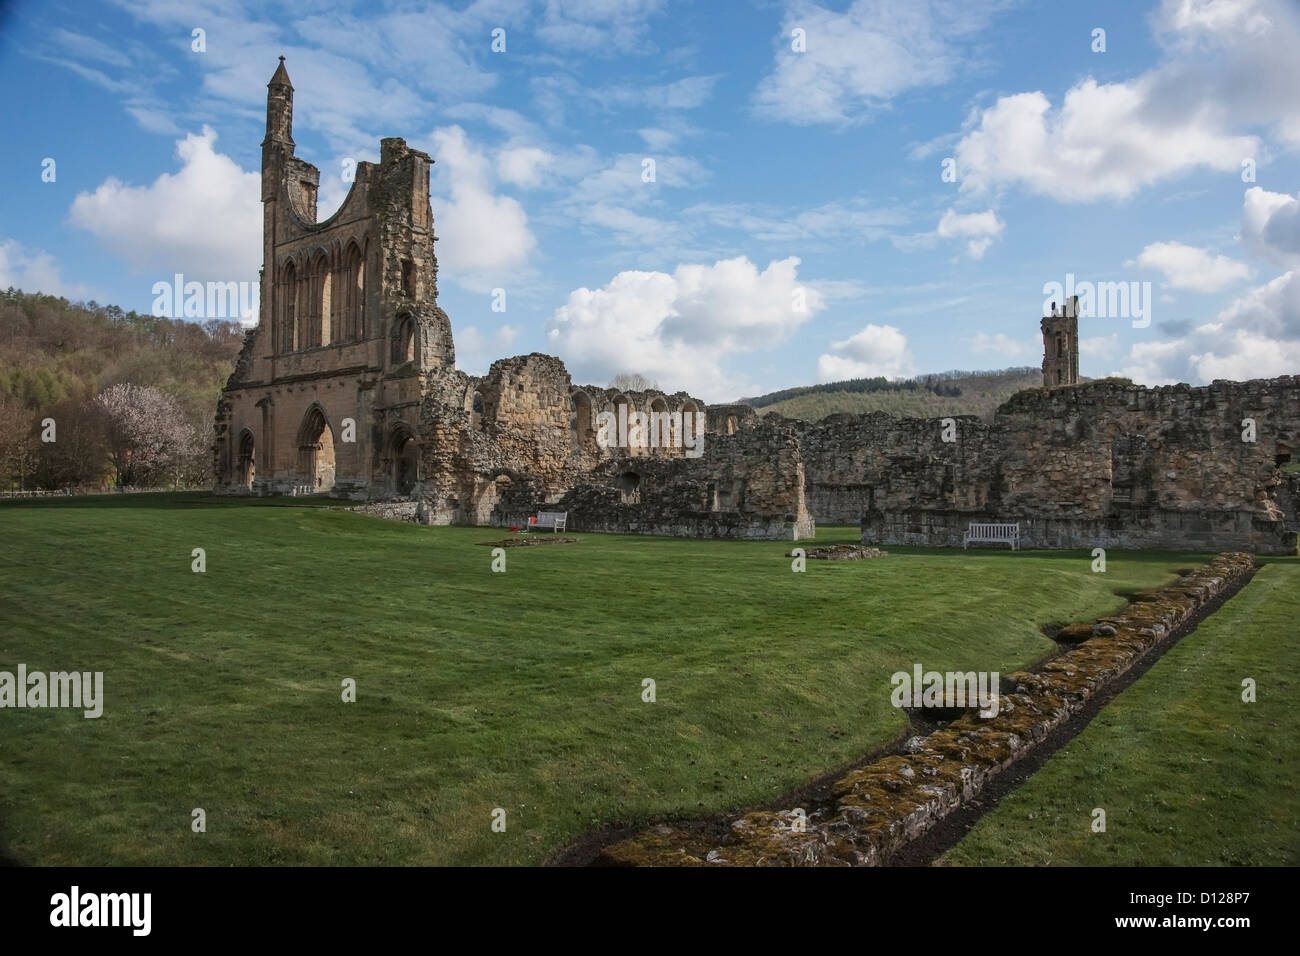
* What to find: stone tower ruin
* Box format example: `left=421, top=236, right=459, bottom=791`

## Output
left=212, top=59, right=815, bottom=539
left=1040, top=294, right=1079, bottom=387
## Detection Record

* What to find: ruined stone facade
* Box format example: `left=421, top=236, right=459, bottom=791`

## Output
left=214, top=62, right=1297, bottom=553
left=212, top=61, right=813, bottom=540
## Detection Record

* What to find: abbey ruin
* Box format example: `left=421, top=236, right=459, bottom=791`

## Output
left=213, top=60, right=1300, bottom=554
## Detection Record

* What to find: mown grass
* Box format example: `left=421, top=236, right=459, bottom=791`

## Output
left=941, top=559, right=1300, bottom=866
left=0, top=493, right=1211, bottom=865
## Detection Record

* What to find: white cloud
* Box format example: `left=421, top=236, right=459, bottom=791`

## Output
left=1081, top=334, right=1120, bottom=361
left=0, top=239, right=93, bottom=300
left=1242, top=187, right=1300, bottom=268
left=688, top=198, right=905, bottom=244
left=966, top=331, right=1036, bottom=359
left=429, top=126, right=537, bottom=286
left=817, top=323, right=915, bottom=380
left=537, top=0, right=668, bottom=54
left=953, top=81, right=1256, bottom=202
left=546, top=256, right=819, bottom=400
left=68, top=126, right=261, bottom=282
left=1113, top=269, right=1300, bottom=384
left=497, top=146, right=554, bottom=188
left=1129, top=241, right=1252, bottom=292
left=936, top=208, right=1003, bottom=258
left=754, top=0, right=1006, bottom=126
left=951, top=0, right=1300, bottom=202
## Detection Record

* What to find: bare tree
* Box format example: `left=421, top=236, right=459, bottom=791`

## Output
left=0, top=394, right=37, bottom=491
left=33, top=398, right=108, bottom=489
left=609, top=372, right=659, bottom=392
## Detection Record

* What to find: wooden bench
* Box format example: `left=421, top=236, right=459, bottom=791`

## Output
left=963, top=521, right=1020, bottom=550
left=532, top=511, right=568, bottom=532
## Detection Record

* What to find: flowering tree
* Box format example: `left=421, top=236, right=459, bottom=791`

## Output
left=93, top=384, right=194, bottom=487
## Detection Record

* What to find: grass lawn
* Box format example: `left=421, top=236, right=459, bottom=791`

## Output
left=941, top=559, right=1300, bottom=866
left=0, top=493, right=1214, bottom=865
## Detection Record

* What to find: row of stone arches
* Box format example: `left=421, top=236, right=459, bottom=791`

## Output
left=568, top=390, right=702, bottom=455
left=231, top=404, right=419, bottom=494
left=275, top=239, right=367, bottom=354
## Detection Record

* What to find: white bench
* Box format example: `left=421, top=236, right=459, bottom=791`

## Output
left=531, top=511, right=568, bottom=532
left=963, top=521, right=1020, bottom=550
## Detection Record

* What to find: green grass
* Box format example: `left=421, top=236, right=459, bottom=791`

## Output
left=0, top=493, right=1212, bottom=865
left=941, top=559, right=1300, bottom=866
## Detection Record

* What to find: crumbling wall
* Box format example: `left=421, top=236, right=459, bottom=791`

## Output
left=789, top=412, right=999, bottom=526
left=800, top=377, right=1300, bottom=554
left=550, top=421, right=815, bottom=540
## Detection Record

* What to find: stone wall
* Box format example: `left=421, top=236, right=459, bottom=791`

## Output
left=548, top=421, right=815, bottom=540
left=778, top=377, right=1300, bottom=554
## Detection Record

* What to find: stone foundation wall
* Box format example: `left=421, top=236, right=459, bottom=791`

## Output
left=596, top=552, right=1256, bottom=866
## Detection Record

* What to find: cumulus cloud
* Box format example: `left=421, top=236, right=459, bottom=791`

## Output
left=951, top=0, right=1300, bottom=202
left=1129, top=241, right=1252, bottom=292
left=546, top=256, right=819, bottom=401
left=754, top=0, right=1007, bottom=126
left=936, top=208, right=1003, bottom=258
left=429, top=126, right=537, bottom=286
left=497, top=146, right=554, bottom=188
left=1113, top=270, right=1300, bottom=384
left=953, top=80, right=1256, bottom=202
left=817, top=323, right=915, bottom=381
left=68, top=126, right=260, bottom=282
left=1242, top=187, right=1300, bottom=268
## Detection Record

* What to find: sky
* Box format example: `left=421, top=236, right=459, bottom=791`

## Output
left=1, top=0, right=1298, bottom=403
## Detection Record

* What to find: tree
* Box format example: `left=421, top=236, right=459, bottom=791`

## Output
left=609, top=372, right=659, bottom=392
left=93, top=384, right=193, bottom=487
left=33, top=398, right=108, bottom=489
left=0, top=393, right=37, bottom=491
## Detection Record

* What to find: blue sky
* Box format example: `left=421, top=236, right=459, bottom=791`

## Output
left=2, top=0, right=1298, bottom=402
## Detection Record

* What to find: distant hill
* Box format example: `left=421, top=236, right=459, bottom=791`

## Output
left=0, top=288, right=244, bottom=417
left=741, top=367, right=1046, bottom=421
left=0, top=288, right=245, bottom=488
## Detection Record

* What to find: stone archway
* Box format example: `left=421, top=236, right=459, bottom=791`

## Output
left=236, top=429, right=255, bottom=488
left=297, top=405, right=335, bottom=492
left=392, top=425, right=419, bottom=495
left=571, top=390, right=595, bottom=453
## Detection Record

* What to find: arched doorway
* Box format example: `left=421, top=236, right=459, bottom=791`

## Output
left=618, top=471, right=641, bottom=504
left=236, top=429, right=255, bottom=488
left=392, top=426, right=418, bottom=495
left=298, top=406, right=335, bottom=492
left=571, top=390, right=595, bottom=453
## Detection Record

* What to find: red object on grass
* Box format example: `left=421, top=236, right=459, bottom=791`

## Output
left=509, top=525, right=519, bottom=533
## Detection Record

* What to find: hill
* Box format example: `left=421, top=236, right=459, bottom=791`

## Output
left=742, top=367, right=1045, bottom=421
left=0, top=288, right=245, bottom=488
